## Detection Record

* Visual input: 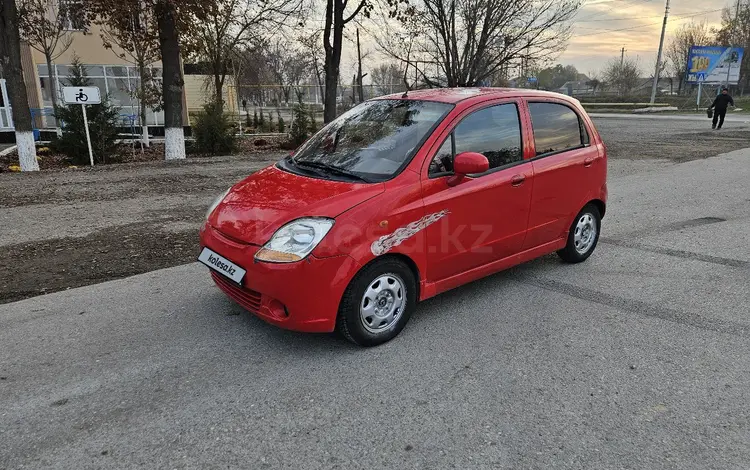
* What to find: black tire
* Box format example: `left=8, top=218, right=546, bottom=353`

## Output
left=557, top=204, right=601, bottom=264
left=337, top=258, right=417, bottom=347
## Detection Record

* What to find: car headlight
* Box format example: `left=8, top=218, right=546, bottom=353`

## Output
left=255, top=218, right=334, bottom=263
left=206, top=188, right=231, bottom=219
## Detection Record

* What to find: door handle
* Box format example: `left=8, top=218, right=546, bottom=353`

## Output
left=511, top=174, right=525, bottom=186
left=584, top=157, right=595, bottom=167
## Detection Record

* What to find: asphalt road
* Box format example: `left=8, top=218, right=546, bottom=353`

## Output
left=2, top=128, right=750, bottom=469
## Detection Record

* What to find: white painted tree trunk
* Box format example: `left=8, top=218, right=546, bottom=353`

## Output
left=141, top=123, right=150, bottom=148
left=164, top=127, right=186, bottom=160
left=16, top=131, right=39, bottom=171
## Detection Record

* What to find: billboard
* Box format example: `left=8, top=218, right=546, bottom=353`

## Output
left=686, top=46, right=744, bottom=84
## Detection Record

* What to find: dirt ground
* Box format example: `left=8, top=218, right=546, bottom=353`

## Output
left=1, top=117, right=748, bottom=304
left=1, top=154, right=281, bottom=303
left=0, top=136, right=288, bottom=172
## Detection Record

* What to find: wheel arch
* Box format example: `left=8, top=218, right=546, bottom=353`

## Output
left=347, top=253, right=422, bottom=302
left=335, top=252, right=422, bottom=344
left=590, top=199, right=606, bottom=218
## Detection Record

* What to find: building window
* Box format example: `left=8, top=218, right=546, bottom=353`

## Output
left=36, top=63, right=164, bottom=127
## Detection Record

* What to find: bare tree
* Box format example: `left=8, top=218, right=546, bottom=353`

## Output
left=603, top=56, right=641, bottom=96
left=189, top=0, right=302, bottom=111
left=0, top=0, right=38, bottom=170
left=322, top=0, right=381, bottom=122
left=90, top=0, right=162, bottom=147
left=378, top=0, right=580, bottom=88
left=665, top=20, right=711, bottom=94
left=17, top=0, right=82, bottom=128
left=300, top=31, right=325, bottom=103
left=265, top=40, right=311, bottom=104
left=714, top=3, right=749, bottom=92
left=234, top=46, right=273, bottom=105
left=586, top=70, right=601, bottom=96
left=370, top=62, right=403, bottom=95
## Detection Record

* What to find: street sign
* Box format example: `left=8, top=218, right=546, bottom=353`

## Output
left=62, top=86, right=101, bottom=105
left=62, top=86, right=101, bottom=166
left=685, top=46, right=744, bottom=84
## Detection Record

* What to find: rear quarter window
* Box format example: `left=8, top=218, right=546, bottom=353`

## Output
left=528, top=102, right=588, bottom=156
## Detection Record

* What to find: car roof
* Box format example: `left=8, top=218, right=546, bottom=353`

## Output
left=374, top=87, right=577, bottom=104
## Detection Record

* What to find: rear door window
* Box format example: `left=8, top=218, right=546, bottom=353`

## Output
left=528, top=102, right=586, bottom=156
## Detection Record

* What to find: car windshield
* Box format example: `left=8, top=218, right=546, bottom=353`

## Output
left=283, top=99, right=453, bottom=182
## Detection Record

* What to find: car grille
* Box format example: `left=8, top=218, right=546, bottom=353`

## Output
left=211, top=271, right=261, bottom=314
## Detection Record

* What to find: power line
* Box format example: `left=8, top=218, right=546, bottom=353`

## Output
left=579, top=15, right=667, bottom=22
left=574, top=0, right=653, bottom=23
left=572, top=20, right=664, bottom=37
left=571, top=9, right=723, bottom=37
left=576, top=9, right=721, bottom=31
left=578, top=7, right=719, bottom=22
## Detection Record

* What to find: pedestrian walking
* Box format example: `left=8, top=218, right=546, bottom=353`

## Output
left=709, top=87, right=734, bottom=130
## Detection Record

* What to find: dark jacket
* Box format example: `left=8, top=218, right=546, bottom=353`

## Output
left=711, top=94, right=734, bottom=110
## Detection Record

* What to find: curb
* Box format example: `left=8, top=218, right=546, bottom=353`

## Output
left=0, top=145, right=17, bottom=157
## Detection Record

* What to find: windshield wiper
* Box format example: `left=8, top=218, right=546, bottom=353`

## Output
left=293, top=160, right=370, bottom=183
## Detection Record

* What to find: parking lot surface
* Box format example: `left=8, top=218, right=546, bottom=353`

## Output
left=2, top=137, right=749, bottom=468
left=1, top=115, right=748, bottom=303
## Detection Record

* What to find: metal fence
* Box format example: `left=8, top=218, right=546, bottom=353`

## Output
left=232, top=84, right=409, bottom=109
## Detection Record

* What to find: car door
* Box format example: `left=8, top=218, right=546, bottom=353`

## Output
left=522, top=100, right=599, bottom=250
left=420, top=100, right=533, bottom=282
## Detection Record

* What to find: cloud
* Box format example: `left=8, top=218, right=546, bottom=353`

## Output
left=331, top=0, right=726, bottom=81
left=558, top=0, right=725, bottom=72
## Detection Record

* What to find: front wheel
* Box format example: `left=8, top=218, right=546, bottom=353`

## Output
left=337, top=258, right=417, bottom=347
left=557, top=204, right=601, bottom=263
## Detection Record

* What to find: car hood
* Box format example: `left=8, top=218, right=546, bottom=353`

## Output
left=208, top=165, right=385, bottom=245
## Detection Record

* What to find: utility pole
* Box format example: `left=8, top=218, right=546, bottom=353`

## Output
left=356, top=28, right=364, bottom=103
left=649, top=0, right=670, bottom=104
left=620, top=47, right=626, bottom=68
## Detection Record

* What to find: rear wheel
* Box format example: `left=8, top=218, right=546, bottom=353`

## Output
left=337, top=258, right=417, bottom=347
left=557, top=204, right=601, bottom=263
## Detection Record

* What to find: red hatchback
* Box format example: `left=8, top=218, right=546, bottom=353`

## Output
left=199, top=88, right=607, bottom=346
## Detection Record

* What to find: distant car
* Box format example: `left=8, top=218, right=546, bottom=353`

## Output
left=199, top=88, right=607, bottom=346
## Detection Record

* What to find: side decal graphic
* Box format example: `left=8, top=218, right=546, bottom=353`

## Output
left=370, top=210, right=449, bottom=256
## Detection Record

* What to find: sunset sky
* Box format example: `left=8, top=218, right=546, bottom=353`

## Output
left=343, top=0, right=729, bottom=82
left=559, top=0, right=726, bottom=74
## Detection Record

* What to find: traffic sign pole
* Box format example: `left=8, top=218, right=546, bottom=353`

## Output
left=81, top=104, right=94, bottom=166
left=697, top=81, right=702, bottom=108
left=62, top=86, right=99, bottom=166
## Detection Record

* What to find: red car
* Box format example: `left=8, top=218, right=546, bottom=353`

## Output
left=199, top=88, right=607, bottom=346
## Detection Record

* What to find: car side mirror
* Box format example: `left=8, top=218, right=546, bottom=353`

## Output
left=447, top=152, right=489, bottom=186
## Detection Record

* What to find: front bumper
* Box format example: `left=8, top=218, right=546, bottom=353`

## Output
left=199, top=223, right=361, bottom=333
